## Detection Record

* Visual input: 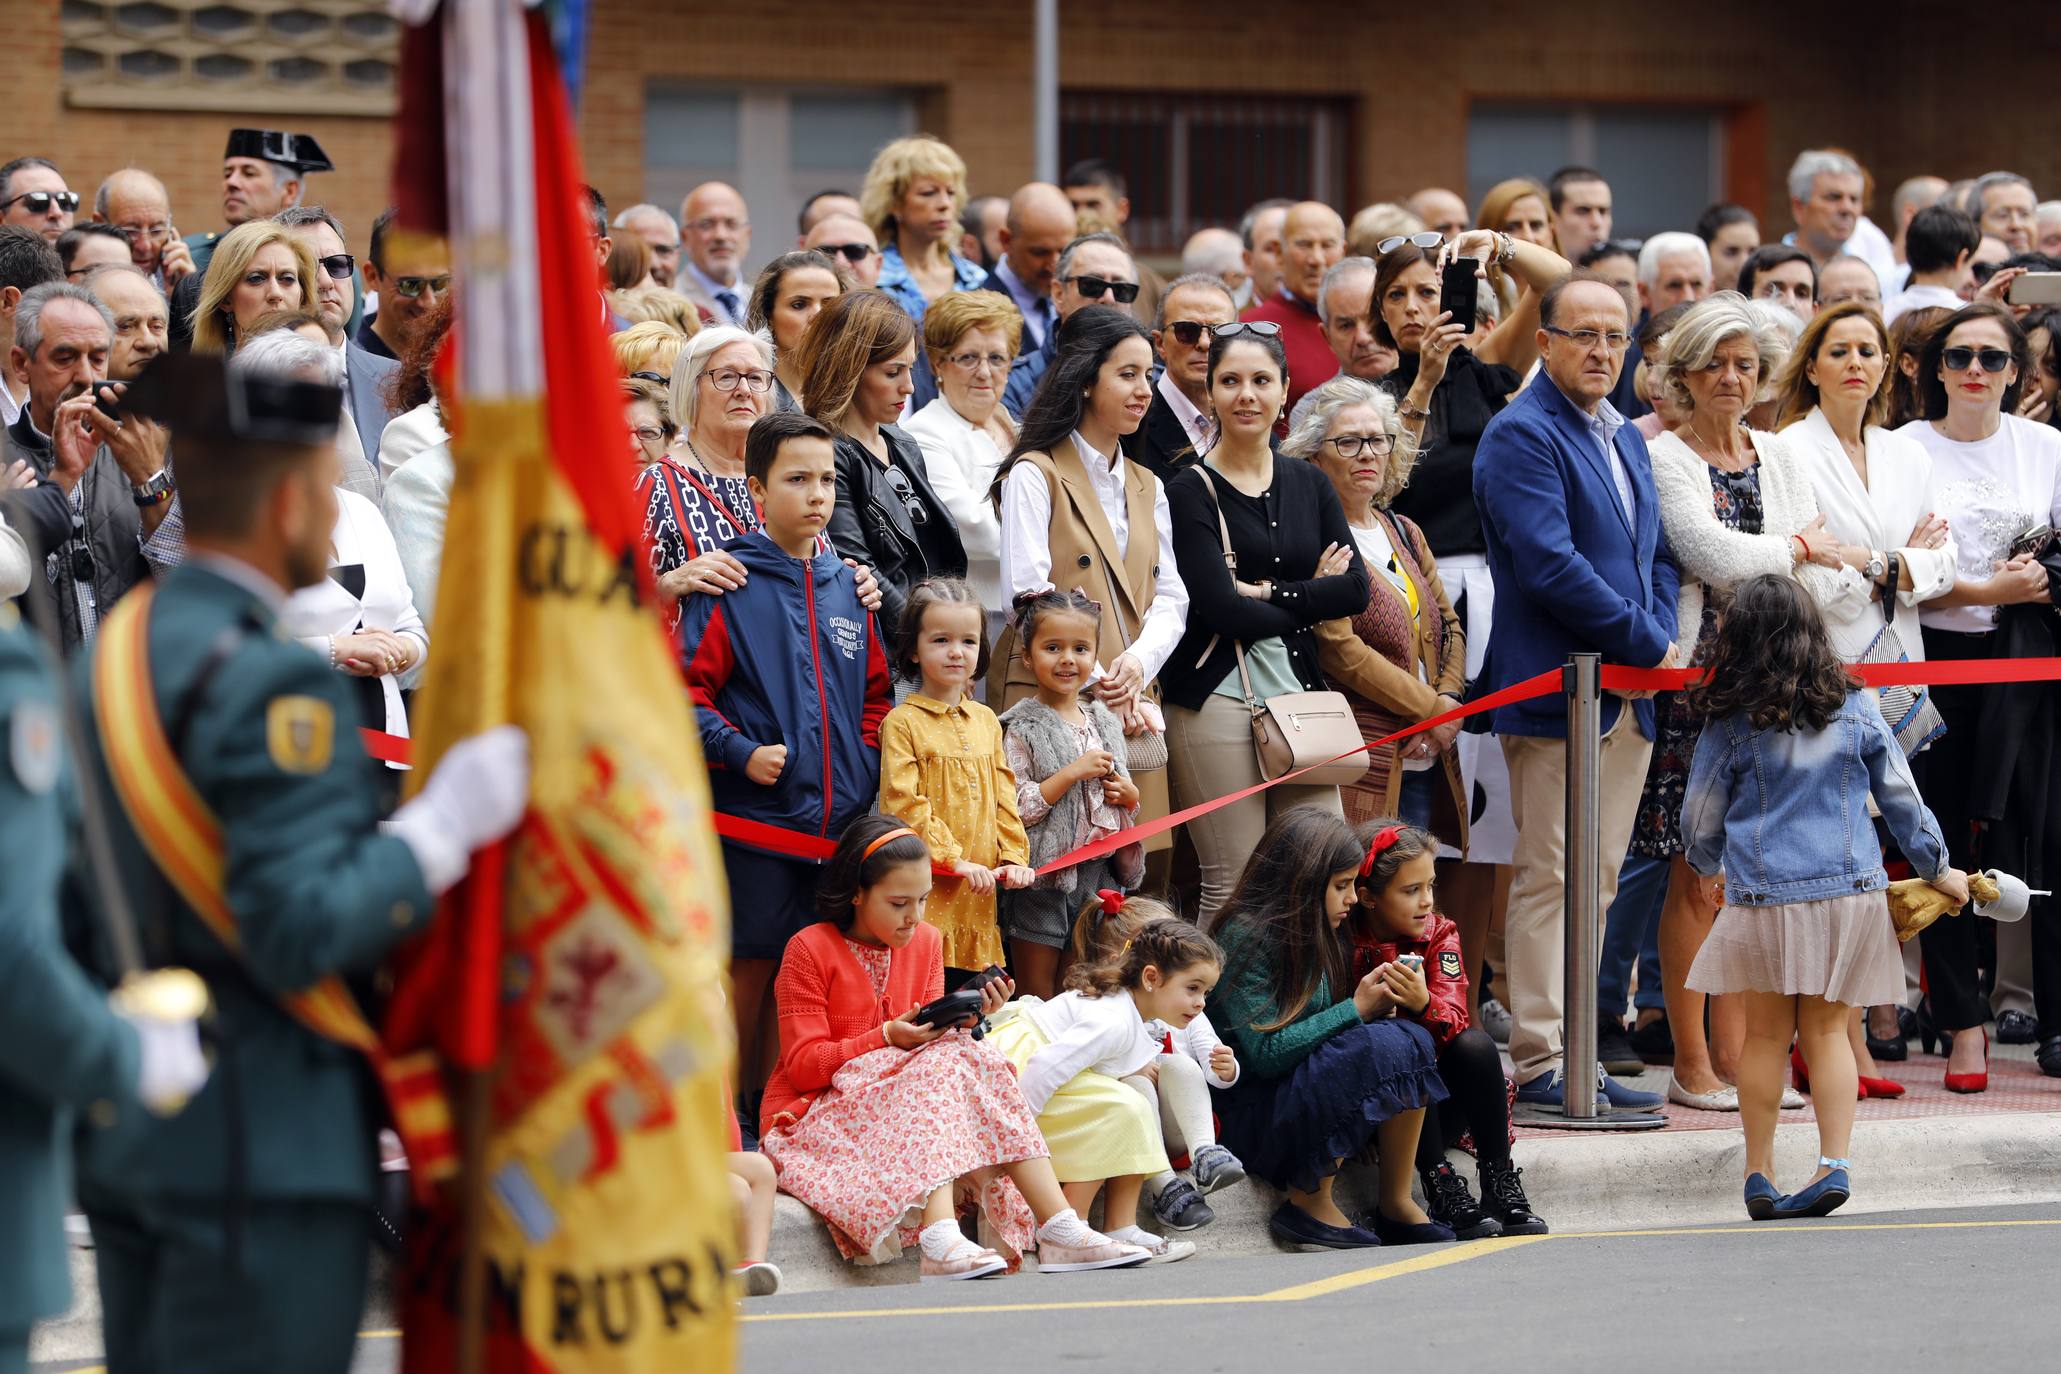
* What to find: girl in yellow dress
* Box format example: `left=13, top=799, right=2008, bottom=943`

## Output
left=877, top=578, right=1035, bottom=974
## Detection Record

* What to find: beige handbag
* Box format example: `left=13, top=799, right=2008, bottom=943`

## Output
left=1198, top=472, right=1369, bottom=786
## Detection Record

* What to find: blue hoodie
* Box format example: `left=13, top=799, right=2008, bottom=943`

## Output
left=680, top=530, right=891, bottom=849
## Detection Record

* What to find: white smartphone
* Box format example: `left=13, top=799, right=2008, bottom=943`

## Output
left=2009, top=272, right=2061, bottom=306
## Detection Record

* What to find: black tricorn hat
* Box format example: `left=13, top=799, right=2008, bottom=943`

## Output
left=223, top=129, right=335, bottom=176
left=122, top=352, right=342, bottom=447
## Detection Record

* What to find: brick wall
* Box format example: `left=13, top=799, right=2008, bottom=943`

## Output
left=9, top=0, right=2058, bottom=262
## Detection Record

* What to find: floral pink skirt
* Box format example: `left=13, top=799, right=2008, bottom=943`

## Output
left=760, top=1034, right=1049, bottom=1265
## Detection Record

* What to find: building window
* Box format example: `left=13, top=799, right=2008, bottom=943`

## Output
left=62, top=0, right=398, bottom=113
left=1061, top=92, right=1352, bottom=256
left=1466, top=103, right=1726, bottom=244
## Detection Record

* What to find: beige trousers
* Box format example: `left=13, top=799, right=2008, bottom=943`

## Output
left=1166, top=692, right=1345, bottom=920
left=1500, top=708, right=1653, bottom=1085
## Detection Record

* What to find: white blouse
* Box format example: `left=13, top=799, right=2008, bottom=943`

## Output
left=1014, top=989, right=1164, bottom=1115
left=1786, top=408, right=1958, bottom=658
left=1156, top=1010, right=1242, bottom=1087
left=902, top=395, right=1009, bottom=609
left=1904, top=415, right=2061, bottom=634
left=280, top=489, right=429, bottom=760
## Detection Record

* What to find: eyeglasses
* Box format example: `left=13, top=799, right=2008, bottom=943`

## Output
left=630, top=370, right=668, bottom=384
left=818, top=242, right=877, bottom=263
left=317, top=253, right=355, bottom=281
left=390, top=274, right=450, bottom=299
left=1214, top=320, right=1281, bottom=339
left=1, top=190, right=80, bottom=215
left=882, top=462, right=929, bottom=527
left=1376, top=231, right=1446, bottom=255
left=1325, top=433, right=1394, bottom=458
left=1543, top=325, right=1632, bottom=352
left=1064, top=275, right=1140, bottom=305
left=688, top=217, right=748, bottom=235
left=947, top=350, right=1012, bottom=374
left=703, top=368, right=773, bottom=393
left=1942, top=346, right=2015, bottom=374
left=630, top=426, right=667, bottom=447
left=111, top=223, right=170, bottom=244
left=1165, top=320, right=1221, bottom=346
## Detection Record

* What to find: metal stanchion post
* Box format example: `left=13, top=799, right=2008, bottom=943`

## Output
left=1562, top=653, right=1602, bottom=1120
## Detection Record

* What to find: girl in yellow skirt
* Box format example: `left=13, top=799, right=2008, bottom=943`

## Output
left=985, top=917, right=1229, bottom=1264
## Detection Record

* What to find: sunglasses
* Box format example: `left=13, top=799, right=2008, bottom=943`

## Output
left=1, top=190, right=80, bottom=215
left=390, top=274, right=451, bottom=299
left=882, top=463, right=929, bottom=527
left=630, top=370, right=668, bottom=384
left=1376, top=231, right=1446, bottom=255
left=1942, top=346, right=2014, bottom=374
left=818, top=242, right=877, bottom=263
left=1165, top=320, right=1219, bottom=346
left=317, top=253, right=355, bottom=281
left=1214, top=320, right=1282, bottom=339
left=1065, top=275, right=1140, bottom=305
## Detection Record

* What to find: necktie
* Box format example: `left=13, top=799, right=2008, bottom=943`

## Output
left=715, top=289, right=740, bottom=323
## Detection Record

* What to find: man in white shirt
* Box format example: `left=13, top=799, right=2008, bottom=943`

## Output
left=677, top=181, right=751, bottom=326
left=1128, top=273, right=1237, bottom=481
left=983, top=183, right=1075, bottom=355
left=1784, top=149, right=1897, bottom=291
left=1883, top=205, right=1981, bottom=326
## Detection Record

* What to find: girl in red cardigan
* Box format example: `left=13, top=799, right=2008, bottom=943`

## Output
left=759, top=815, right=1149, bottom=1280
left=1350, top=819, right=1548, bottom=1239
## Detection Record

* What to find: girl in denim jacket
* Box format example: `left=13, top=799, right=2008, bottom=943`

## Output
left=1680, top=575, right=1969, bottom=1221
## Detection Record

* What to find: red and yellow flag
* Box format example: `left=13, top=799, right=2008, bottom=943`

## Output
left=383, top=4, right=735, bottom=1368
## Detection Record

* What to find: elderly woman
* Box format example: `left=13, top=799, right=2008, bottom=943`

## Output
left=637, top=326, right=775, bottom=608
left=903, top=290, right=1024, bottom=612
left=745, top=249, right=848, bottom=413
left=864, top=136, right=986, bottom=320
left=1294, top=376, right=1465, bottom=839
left=801, top=289, right=965, bottom=647
left=1643, top=292, right=1865, bottom=1110
left=1899, top=303, right=2061, bottom=1084
left=622, top=375, right=675, bottom=471
left=189, top=219, right=317, bottom=355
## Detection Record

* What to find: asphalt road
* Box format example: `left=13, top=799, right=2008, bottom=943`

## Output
left=32, top=1203, right=2061, bottom=1372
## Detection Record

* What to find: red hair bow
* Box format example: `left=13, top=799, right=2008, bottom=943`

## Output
left=1360, top=825, right=1403, bottom=877
left=1097, top=889, right=1126, bottom=915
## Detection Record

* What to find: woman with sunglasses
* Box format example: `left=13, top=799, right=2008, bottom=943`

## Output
left=800, top=289, right=966, bottom=651
left=1901, top=302, right=2061, bottom=1084
left=745, top=249, right=850, bottom=413
left=1369, top=227, right=1567, bottom=989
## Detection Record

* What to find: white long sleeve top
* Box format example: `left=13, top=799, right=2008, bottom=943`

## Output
left=1016, top=989, right=1163, bottom=1116
left=902, top=395, right=1009, bottom=609
left=1785, top=408, right=1958, bottom=658
left=1149, top=1009, right=1241, bottom=1088
left=1649, top=426, right=1869, bottom=645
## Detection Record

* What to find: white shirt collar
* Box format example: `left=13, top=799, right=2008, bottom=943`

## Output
left=1156, top=369, right=1212, bottom=448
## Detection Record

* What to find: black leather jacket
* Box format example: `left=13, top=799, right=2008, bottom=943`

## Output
left=824, top=425, right=966, bottom=643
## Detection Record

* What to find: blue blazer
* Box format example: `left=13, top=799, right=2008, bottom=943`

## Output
left=1471, top=372, right=1679, bottom=739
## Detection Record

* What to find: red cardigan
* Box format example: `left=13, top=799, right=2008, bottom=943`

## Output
left=1349, top=911, right=1469, bottom=1045
left=760, top=921, right=945, bottom=1133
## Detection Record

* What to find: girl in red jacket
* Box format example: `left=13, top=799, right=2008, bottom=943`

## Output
left=1351, top=819, right=1548, bottom=1239
left=759, top=815, right=1149, bottom=1280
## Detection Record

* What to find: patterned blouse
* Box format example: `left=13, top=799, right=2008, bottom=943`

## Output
left=637, top=452, right=760, bottom=630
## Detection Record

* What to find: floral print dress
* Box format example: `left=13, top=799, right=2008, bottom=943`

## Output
left=1630, top=461, right=1764, bottom=859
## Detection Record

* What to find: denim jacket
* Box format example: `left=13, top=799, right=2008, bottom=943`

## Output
left=1681, top=690, right=1948, bottom=905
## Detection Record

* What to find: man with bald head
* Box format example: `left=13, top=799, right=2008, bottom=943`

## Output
left=1408, top=188, right=1470, bottom=242
left=92, top=168, right=193, bottom=289
left=1180, top=227, right=1246, bottom=298
left=983, top=182, right=1076, bottom=356
left=797, top=190, right=861, bottom=243
left=613, top=203, right=680, bottom=288
left=804, top=213, right=882, bottom=288
left=677, top=181, right=751, bottom=325
left=1241, top=200, right=1346, bottom=415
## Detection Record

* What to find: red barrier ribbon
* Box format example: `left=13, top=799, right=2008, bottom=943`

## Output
left=360, top=653, right=2061, bottom=881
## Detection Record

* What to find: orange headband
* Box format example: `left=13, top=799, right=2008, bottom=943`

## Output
left=862, top=826, right=920, bottom=862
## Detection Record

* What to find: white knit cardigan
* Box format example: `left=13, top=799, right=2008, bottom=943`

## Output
left=1648, top=427, right=1871, bottom=647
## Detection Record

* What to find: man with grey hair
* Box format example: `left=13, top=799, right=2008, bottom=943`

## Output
left=1002, top=230, right=1137, bottom=415
left=1968, top=171, right=2038, bottom=255
left=1316, top=256, right=1395, bottom=386
left=278, top=205, right=398, bottom=491
left=2, top=282, right=162, bottom=648
left=1179, top=227, right=1247, bottom=299
left=1636, top=232, right=1711, bottom=317
left=1238, top=198, right=1294, bottom=311
left=91, top=167, right=194, bottom=288
left=2039, top=202, right=2061, bottom=259
left=1129, top=271, right=1237, bottom=481
left=613, top=202, right=681, bottom=289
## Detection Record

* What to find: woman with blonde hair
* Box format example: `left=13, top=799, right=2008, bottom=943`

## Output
left=800, top=289, right=965, bottom=645
left=189, top=219, right=318, bottom=355
left=614, top=286, right=704, bottom=337
left=1473, top=179, right=1556, bottom=316
left=862, top=135, right=987, bottom=320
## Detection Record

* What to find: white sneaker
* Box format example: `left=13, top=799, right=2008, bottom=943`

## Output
left=1666, top=1075, right=1741, bottom=1112
left=737, top=1261, right=784, bottom=1296
left=1779, top=1086, right=1808, bottom=1109
left=1117, top=1228, right=1196, bottom=1264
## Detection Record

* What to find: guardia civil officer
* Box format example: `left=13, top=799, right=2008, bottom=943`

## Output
left=66, top=344, right=528, bottom=1372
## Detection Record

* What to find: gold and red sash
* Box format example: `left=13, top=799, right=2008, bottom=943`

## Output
left=92, top=588, right=455, bottom=1186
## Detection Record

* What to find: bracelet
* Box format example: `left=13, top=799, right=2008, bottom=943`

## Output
left=1793, top=533, right=1812, bottom=563
left=1495, top=231, right=1516, bottom=266
left=1398, top=403, right=1430, bottom=423
left=327, top=636, right=339, bottom=669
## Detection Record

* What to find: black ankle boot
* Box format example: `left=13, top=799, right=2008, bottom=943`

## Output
left=1421, top=1162, right=1501, bottom=1240
left=1477, top=1159, right=1548, bottom=1236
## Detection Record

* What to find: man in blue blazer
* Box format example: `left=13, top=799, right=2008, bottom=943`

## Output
left=1473, top=272, right=1679, bottom=1111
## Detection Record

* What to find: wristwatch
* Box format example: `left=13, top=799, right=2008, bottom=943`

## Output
left=131, top=469, right=174, bottom=508
left=1863, top=551, right=1887, bottom=582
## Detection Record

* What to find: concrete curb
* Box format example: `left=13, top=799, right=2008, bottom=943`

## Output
left=760, top=1109, right=2061, bottom=1291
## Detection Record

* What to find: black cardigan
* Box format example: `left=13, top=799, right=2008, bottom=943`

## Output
left=1160, top=456, right=1370, bottom=711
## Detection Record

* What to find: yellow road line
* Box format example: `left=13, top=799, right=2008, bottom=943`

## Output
left=1245, top=1234, right=1549, bottom=1301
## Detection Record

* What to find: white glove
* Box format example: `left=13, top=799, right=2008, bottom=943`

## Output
left=385, top=725, right=531, bottom=895
left=121, top=1010, right=210, bottom=1116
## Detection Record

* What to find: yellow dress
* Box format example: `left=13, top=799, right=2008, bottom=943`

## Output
left=877, top=693, right=1030, bottom=970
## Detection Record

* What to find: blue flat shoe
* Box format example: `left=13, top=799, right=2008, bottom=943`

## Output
left=1771, top=1158, right=1850, bottom=1219
left=1269, top=1201, right=1382, bottom=1251
left=1368, top=1209, right=1457, bottom=1246
left=1744, top=1172, right=1782, bottom=1221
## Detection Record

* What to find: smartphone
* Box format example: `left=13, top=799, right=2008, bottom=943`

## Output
left=90, top=379, right=122, bottom=420
left=1439, top=257, right=1480, bottom=334
left=2010, top=272, right=2061, bottom=306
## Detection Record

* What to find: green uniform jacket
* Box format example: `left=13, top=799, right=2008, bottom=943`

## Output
left=0, top=611, right=139, bottom=1330
left=68, top=561, right=432, bottom=1205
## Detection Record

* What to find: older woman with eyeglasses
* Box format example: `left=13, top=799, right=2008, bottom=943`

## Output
left=1293, top=376, right=1466, bottom=840
left=622, top=375, right=675, bottom=470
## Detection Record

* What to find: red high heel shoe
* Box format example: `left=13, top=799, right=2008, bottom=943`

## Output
left=1858, top=1075, right=1905, bottom=1099
left=1791, top=1044, right=1865, bottom=1099
left=1944, top=1027, right=1990, bottom=1094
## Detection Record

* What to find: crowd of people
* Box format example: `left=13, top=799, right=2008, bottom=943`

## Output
left=5, top=126, right=2059, bottom=1300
